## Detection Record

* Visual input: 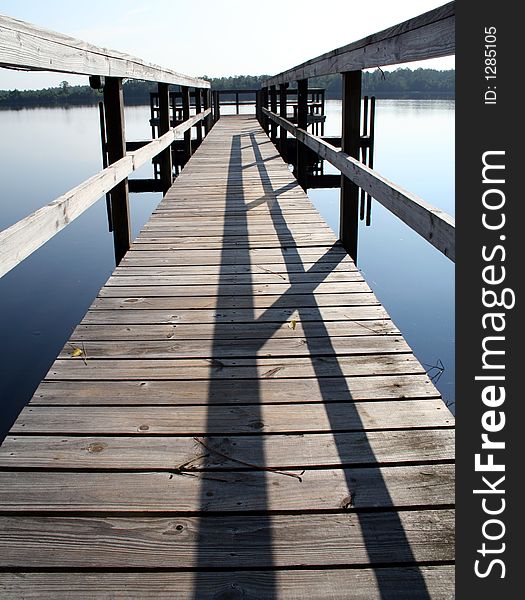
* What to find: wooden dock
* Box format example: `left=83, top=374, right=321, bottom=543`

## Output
left=0, top=116, right=454, bottom=597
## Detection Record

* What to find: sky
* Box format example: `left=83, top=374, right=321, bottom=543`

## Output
left=0, top=0, right=455, bottom=90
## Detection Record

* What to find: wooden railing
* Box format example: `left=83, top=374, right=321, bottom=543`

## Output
left=0, top=14, right=212, bottom=277
left=258, top=1, right=455, bottom=262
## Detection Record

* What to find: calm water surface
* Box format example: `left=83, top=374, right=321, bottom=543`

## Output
left=0, top=99, right=454, bottom=441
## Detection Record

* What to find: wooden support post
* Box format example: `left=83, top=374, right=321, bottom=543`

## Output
left=339, top=70, right=362, bottom=261
left=279, top=83, right=288, bottom=156
left=261, top=87, right=269, bottom=134
left=103, top=77, right=130, bottom=264
left=235, top=92, right=240, bottom=115
left=296, top=78, right=308, bottom=190
left=255, top=91, right=261, bottom=124
left=203, top=89, right=211, bottom=135
left=157, top=82, right=173, bottom=195
left=181, top=85, right=192, bottom=163
left=213, top=90, right=221, bottom=122
left=270, top=85, right=277, bottom=143
left=97, top=101, right=113, bottom=232
left=195, top=88, right=203, bottom=146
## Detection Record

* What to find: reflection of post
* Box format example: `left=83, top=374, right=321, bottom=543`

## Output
left=340, top=70, right=362, bottom=262
left=279, top=83, right=288, bottom=156
left=157, top=82, right=173, bottom=195
left=181, top=86, right=192, bottom=164
left=296, top=78, right=308, bottom=190
left=103, top=77, right=130, bottom=264
left=270, top=85, right=277, bottom=143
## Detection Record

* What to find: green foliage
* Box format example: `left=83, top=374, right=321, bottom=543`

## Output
left=0, top=68, right=454, bottom=108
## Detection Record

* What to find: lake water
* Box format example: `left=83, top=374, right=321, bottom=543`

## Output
left=0, top=99, right=454, bottom=441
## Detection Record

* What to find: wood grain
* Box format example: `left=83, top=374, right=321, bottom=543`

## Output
left=264, top=3, right=454, bottom=84
left=0, top=14, right=210, bottom=87
left=0, top=510, right=455, bottom=568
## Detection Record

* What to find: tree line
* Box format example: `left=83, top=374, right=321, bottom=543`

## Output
left=0, top=68, right=454, bottom=108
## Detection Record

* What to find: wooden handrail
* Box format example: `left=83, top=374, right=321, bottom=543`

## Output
left=0, top=14, right=210, bottom=88
left=263, top=2, right=454, bottom=86
left=0, top=109, right=211, bottom=278
left=263, top=108, right=455, bottom=261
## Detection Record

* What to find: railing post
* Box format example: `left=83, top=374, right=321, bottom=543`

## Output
left=296, top=78, right=308, bottom=190
left=339, top=70, right=362, bottom=261
left=279, top=83, right=288, bottom=156
left=255, top=90, right=261, bottom=124
left=103, top=76, right=130, bottom=264
left=261, top=86, right=269, bottom=134
left=203, top=89, right=211, bottom=135
left=157, top=82, right=173, bottom=195
left=195, top=88, right=203, bottom=146
left=213, top=91, right=221, bottom=122
left=181, top=85, right=192, bottom=163
left=270, top=85, right=277, bottom=143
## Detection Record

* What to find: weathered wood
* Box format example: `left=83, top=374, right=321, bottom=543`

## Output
left=0, top=567, right=455, bottom=599
left=12, top=400, right=453, bottom=434
left=263, top=108, right=455, bottom=260
left=79, top=305, right=390, bottom=325
left=157, top=82, right=173, bottom=195
left=99, top=281, right=371, bottom=296
left=0, top=109, right=210, bottom=278
left=296, top=79, right=308, bottom=190
left=0, top=510, right=455, bottom=567
left=0, top=429, right=453, bottom=469
left=340, top=71, right=362, bottom=259
left=44, top=353, right=427, bottom=381
left=181, top=86, right=192, bottom=162
left=212, top=90, right=220, bottom=122
left=203, top=89, right=211, bottom=135
left=279, top=83, right=288, bottom=152
left=57, top=335, right=410, bottom=360
left=32, top=372, right=439, bottom=405
left=263, top=2, right=455, bottom=85
left=0, top=464, right=454, bottom=512
left=261, top=86, right=269, bottom=133
left=0, top=14, right=210, bottom=87
left=91, top=292, right=380, bottom=309
left=194, top=88, right=203, bottom=144
left=104, top=77, right=131, bottom=264
left=270, top=85, right=278, bottom=142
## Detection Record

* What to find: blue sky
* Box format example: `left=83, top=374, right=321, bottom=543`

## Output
left=0, top=0, right=455, bottom=90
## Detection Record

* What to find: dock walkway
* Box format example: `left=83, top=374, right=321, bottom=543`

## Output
left=0, top=116, right=454, bottom=598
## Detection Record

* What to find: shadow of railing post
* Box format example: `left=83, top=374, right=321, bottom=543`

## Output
left=247, top=128, right=432, bottom=599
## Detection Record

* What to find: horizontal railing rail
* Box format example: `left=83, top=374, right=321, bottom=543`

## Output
left=0, top=109, right=210, bottom=278
left=0, top=14, right=209, bottom=88
left=263, top=107, right=454, bottom=261
left=258, top=2, right=455, bottom=262
left=0, top=13, right=214, bottom=274
left=263, top=2, right=454, bottom=86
